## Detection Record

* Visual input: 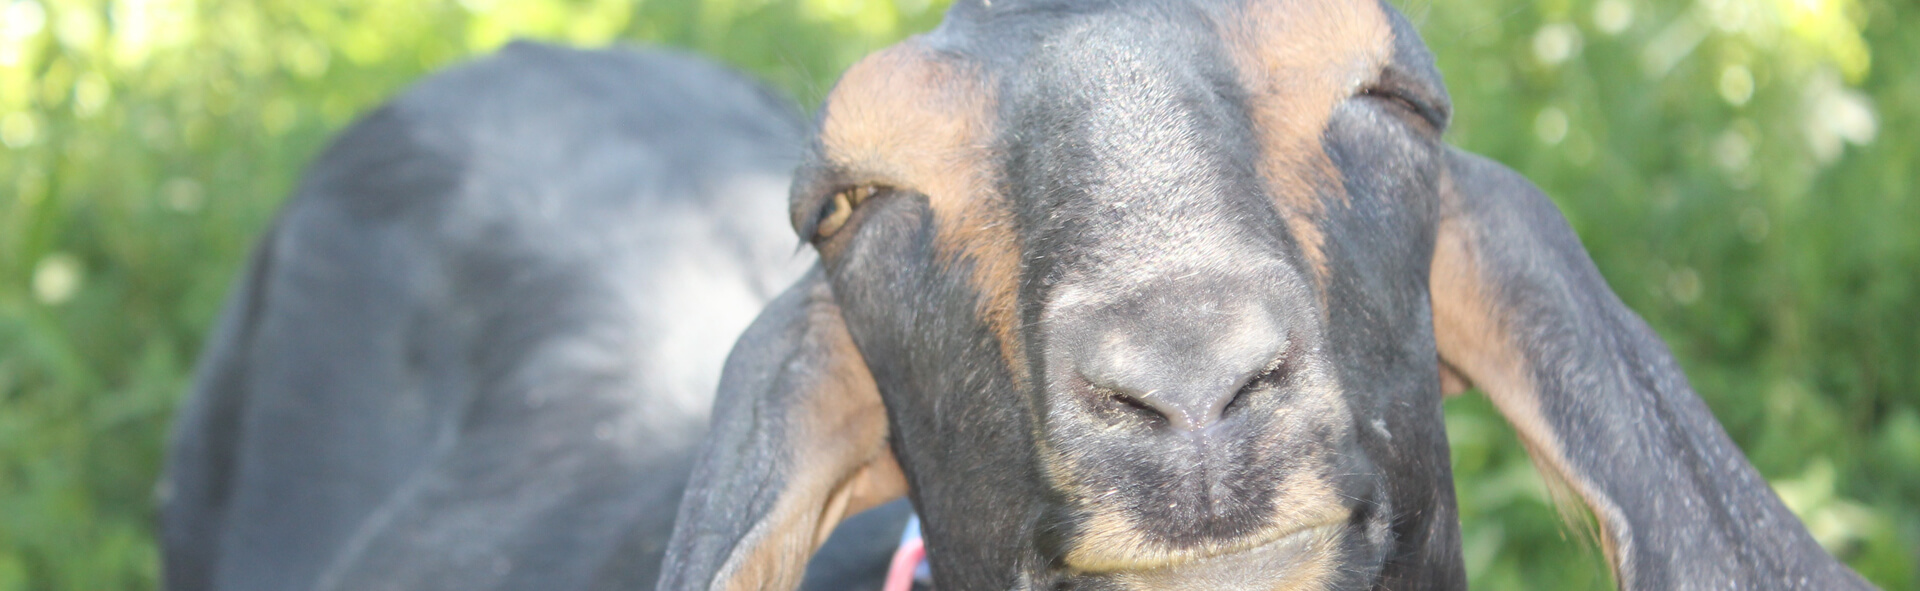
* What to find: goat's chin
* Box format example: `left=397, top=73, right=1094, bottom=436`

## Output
left=1063, top=520, right=1348, bottom=590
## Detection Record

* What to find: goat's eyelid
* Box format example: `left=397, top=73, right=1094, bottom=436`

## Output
left=1359, top=65, right=1449, bottom=131
left=1356, top=84, right=1442, bottom=133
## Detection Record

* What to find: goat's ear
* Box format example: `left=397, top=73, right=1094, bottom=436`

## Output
left=1429, top=147, right=1868, bottom=589
left=657, top=267, right=906, bottom=591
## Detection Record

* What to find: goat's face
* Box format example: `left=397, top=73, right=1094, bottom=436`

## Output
left=661, top=0, right=1862, bottom=589
left=789, top=0, right=1455, bottom=586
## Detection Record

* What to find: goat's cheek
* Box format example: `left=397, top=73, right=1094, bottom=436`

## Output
left=817, top=197, right=944, bottom=375
left=821, top=197, right=937, bottom=304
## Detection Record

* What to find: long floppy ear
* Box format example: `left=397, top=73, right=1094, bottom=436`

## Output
left=657, top=267, right=907, bottom=591
left=1429, top=147, right=1872, bottom=590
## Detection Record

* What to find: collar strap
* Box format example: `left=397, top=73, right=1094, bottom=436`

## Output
left=884, top=515, right=930, bottom=591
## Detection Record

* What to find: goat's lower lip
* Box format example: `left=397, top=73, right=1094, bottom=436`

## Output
left=1068, top=519, right=1347, bottom=576
left=1086, top=522, right=1347, bottom=588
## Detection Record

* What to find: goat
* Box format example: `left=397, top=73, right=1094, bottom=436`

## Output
left=159, top=41, right=910, bottom=591
left=656, top=0, right=1878, bottom=588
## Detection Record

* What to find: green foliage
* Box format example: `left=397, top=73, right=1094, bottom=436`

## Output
left=0, top=0, right=1911, bottom=589
left=1420, top=0, right=1919, bottom=585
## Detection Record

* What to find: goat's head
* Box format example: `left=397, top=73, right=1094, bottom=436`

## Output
left=789, top=0, right=1450, bottom=585
left=660, top=0, right=1866, bottom=589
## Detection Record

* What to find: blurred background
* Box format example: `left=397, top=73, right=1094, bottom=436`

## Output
left=0, top=0, right=1912, bottom=588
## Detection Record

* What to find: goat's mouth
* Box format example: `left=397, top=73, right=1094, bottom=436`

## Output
left=1102, top=522, right=1348, bottom=590
left=1063, top=517, right=1349, bottom=583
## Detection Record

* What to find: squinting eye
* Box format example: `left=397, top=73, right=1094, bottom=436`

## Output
left=1359, top=87, right=1439, bottom=132
left=814, top=185, right=878, bottom=240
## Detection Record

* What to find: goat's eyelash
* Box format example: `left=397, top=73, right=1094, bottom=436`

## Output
left=1358, top=86, right=1441, bottom=132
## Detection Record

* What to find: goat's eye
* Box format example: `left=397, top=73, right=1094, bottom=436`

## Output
left=1361, top=88, right=1415, bottom=113
left=816, top=191, right=854, bottom=239
left=1358, top=86, right=1440, bottom=132
left=815, top=185, right=878, bottom=240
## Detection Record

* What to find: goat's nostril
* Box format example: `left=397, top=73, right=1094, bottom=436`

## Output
left=1103, top=389, right=1172, bottom=427
left=1098, top=387, right=1234, bottom=432
left=1225, top=358, right=1289, bottom=416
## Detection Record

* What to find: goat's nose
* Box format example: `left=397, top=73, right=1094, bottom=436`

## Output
left=1070, top=299, right=1288, bottom=433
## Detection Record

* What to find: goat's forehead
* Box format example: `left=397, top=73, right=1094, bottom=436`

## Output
left=817, top=0, right=1396, bottom=211
left=812, top=0, right=1400, bottom=330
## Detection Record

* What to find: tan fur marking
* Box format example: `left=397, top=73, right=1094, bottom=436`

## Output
left=1429, top=213, right=1632, bottom=586
left=1108, top=523, right=1345, bottom=591
left=1218, top=0, right=1394, bottom=285
left=818, top=42, right=1026, bottom=380
left=714, top=284, right=906, bottom=591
